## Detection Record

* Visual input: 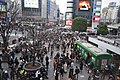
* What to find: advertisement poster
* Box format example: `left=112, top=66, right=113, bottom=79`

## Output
left=78, top=0, right=91, bottom=11
left=1, top=5, right=6, bottom=11
left=24, top=0, right=39, bottom=8
left=66, top=19, right=72, bottom=26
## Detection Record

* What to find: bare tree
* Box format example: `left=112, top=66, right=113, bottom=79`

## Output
left=0, top=1, right=20, bottom=52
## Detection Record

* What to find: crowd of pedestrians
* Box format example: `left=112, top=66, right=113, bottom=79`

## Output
left=0, top=27, right=120, bottom=80
left=0, top=28, right=85, bottom=80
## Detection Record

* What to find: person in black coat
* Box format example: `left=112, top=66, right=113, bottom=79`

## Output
left=55, top=68, right=59, bottom=80
left=75, top=66, right=80, bottom=80
left=80, top=61, right=83, bottom=72
left=10, top=70, right=15, bottom=80
left=15, top=57, right=19, bottom=67
left=45, top=55, right=49, bottom=70
left=2, top=70, right=9, bottom=80
left=60, top=67, right=64, bottom=78
left=68, top=67, right=74, bottom=79
left=0, top=59, right=2, bottom=69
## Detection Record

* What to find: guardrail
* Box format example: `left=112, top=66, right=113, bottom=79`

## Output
left=97, top=36, right=115, bottom=44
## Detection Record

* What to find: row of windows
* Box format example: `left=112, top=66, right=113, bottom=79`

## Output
left=79, top=16, right=92, bottom=19
left=23, top=11, right=41, bottom=16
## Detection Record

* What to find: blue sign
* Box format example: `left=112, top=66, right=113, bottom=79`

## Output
left=47, top=0, right=50, bottom=15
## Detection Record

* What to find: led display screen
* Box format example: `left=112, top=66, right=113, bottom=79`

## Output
left=24, top=0, right=39, bottom=8
left=78, top=1, right=91, bottom=11
left=0, top=4, right=6, bottom=12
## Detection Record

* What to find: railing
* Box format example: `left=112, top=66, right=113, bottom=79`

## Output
left=97, top=36, right=115, bottom=44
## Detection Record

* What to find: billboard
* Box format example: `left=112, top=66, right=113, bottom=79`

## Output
left=24, top=0, right=39, bottom=8
left=0, top=1, right=7, bottom=12
left=0, top=4, right=6, bottom=11
left=78, top=0, right=91, bottom=11
left=66, top=19, right=73, bottom=26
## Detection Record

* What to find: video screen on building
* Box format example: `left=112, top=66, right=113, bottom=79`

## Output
left=24, top=0, right=39, bottom=8
left=0, top=4, right=7, bottom=12
left=78, top=0, right=91, bottom=11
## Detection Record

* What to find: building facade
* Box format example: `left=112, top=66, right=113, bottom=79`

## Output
left=100, top=2, right=120, bottom=24
left=66, top=0, right=73, bottom=20
left=41, top=0, right=47, bottom=19
left=0, top=0, right=7, bottom=23
left=66, top=0, right=97, bottom=27
left=48, top=0, right=58, bottom=23
left=21, top=0, right=41, bottom=22
left=1, top=0, right=60, bottom=25
left=92, top=0, right=102, bottom=29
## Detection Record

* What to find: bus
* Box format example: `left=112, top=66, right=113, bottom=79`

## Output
left=74, top=40, right=112, bottom=70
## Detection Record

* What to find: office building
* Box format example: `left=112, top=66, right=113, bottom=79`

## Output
left=66, top=0, right=73, bottom=20
left=92, top=0, right=102, bottom=29
left=66, top=0, right=96, bottom=27
left=47, top=0, right=59, bottom=25
left=101, top=2, right=120, bottom=24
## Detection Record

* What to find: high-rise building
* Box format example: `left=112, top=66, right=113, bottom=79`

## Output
left=0, top=0, right=10, bottom=23
left=21, top=0, right=41, bottom=21
left=66, top=0, right=73, bottom=20
left=66, top=0, right=95, bottom=27
left=41, top=0, right=47, bottom=19
left=92, top=0, right=102, bottom=29
left=47, top=0, right=59, bottom=25
left=100, top=2, right=120, bottom=24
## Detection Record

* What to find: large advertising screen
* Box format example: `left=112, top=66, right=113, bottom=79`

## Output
left=24, top=0, right=39, bottom=8
left=0, top=2, right=7, bottom=12
left=78, top=0, right=91, bottom=11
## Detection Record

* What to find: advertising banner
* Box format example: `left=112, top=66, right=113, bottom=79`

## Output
left=78, top=0, right=91, bottom=11
left=66, top=19, right=72, bottom=26
left=0, top=1, right=7, bottom=12
left=24, top=0, right=39, bottom=8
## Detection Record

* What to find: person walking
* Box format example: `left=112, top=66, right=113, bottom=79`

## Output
left=15, top=57, right=19, bottom=67
left=60, top=67, right=64, bottom=78
left=54, top=68, right=59, bottom=80
left=50, top=50, right=53, bottom=58
left=80, top=61, right=83, bottom=73
left=75, top=66, right=80, bottom=80
left=3, top=70, right=9, bottom=80
left=10, top=70, right=15, bottom=80
left=45, top=55, right=49, bottom=70
left=68, top=67, right=74, bottom=80
left=0, top=59, right=2, bottom=69
left=35, top=70, right=40, bottom=80
left=64, top=62, right=67, bottom=73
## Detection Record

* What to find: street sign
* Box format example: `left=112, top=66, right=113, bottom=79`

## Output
left=66, top=19, right=72, bottom=26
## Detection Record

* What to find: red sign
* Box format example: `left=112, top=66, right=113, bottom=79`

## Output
left=66, top=19, right=72, bottom=26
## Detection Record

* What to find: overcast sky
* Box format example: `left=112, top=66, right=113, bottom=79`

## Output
left=55, top=0, right=120, bottom=14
